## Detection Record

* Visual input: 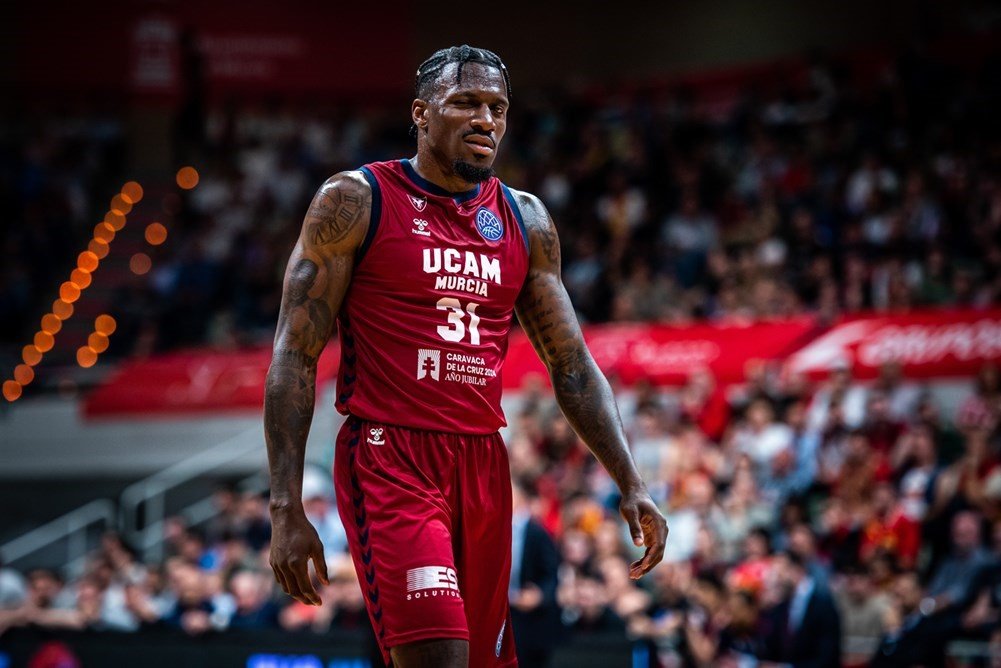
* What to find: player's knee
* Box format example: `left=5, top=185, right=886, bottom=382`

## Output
left=390, top=638, right=469, bottom=668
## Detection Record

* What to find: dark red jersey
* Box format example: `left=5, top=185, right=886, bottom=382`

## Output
left=334, top=159, right=530, bottom=434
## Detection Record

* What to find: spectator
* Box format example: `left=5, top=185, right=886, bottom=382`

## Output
left=729, top=398, right=794, bottom=502
left=716, top=589, right=764, bottom=664
left=162, top=562, right=227, bottom=635
left=301, top=466, right=347, bottom=558
left=860, top=482, right=921, bottom=570
left=834, top=563, right=889, bottom=667
left=683, top=571, right=728, bottom=667
left=661, top=189, right=718, bottom=288
left=510, top=479, right=562, bottom=667
left=956, top=364, right=1001, bottom=434
left=226, top=569, right=279, bottom=629
left=760, top=550, right=842, bottom=668
left=562, top=575, right=625, bottom=635
left=0, top=558, right=27, bottom=610
left=871, top=571, right=940, bottom=668
left=924, top=511, right=992, bottom=610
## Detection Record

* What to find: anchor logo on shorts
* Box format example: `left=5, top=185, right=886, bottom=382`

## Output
left=367, top=428, right=385, bottom=445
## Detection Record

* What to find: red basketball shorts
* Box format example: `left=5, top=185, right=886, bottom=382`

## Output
left=333, top=416, right=517, bottom=667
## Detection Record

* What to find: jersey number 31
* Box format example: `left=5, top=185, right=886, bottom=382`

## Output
left=436, top=298, right=481, bottom=345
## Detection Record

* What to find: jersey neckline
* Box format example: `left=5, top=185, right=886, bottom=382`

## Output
left=400, top=159, right=482, bottom=204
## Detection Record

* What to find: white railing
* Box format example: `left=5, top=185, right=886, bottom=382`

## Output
left=136, top=470, right=270, bottom=559
left=0, top=499, right=117, bottom=576
left=119, top=425, right=264, bottom=562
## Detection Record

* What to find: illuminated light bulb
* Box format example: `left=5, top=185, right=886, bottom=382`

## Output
left=60, top=282, right=81, bottom=303
left=3, top=381, right=21, bottom=402
left=93, top=222, right=116, bottom=243
left=34, top=331, right=54, bottom=353
left=110, top=194, right=133, bottom=215
left=104, top=211, right=126, bottom=231
left=176, top=166, right=199, bottom=190
left=121, top=181, right=144, bottom=204
left=88, top=332, right=110, bottom=353
left=77, top=251, right=99, bottom=273
left=70, top=269, right=92, bottom=289
left=76, top=347, right=97, bottom=368
left=52, top=299, right=74, bottom=320
left=14, top=365, right=34, bottom=385
left=40, top=314, right=62, bottom=335
left=130, top=253, right=152, bottom=275
left=145, top=222, right=168, bottom=246
left=88, top=239, right=110, bottom=259
left=95, top=315, right=117, bottom=335
left=22, top=345, right=42, bottom=366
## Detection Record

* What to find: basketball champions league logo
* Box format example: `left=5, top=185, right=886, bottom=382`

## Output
left=475, top=207, right=503, bottom=241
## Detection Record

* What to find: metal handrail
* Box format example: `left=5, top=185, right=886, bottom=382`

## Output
left=0, top=499, right=117, bottom=575
left=133, top=471, right=271, bottom=555
left=119, top=425, right=264, bottom=561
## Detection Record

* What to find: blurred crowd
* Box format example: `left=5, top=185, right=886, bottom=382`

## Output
left=4, top=45, right=1001, bottom=356
left=5, top=38, right=1001, bottom=668
left=2, top=362, right=1001, bottom=667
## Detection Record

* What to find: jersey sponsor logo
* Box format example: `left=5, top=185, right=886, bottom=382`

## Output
left=475, top=207, right=504, bottom=242
left=422, top=248, right=501, bottom=283
left=443, top=351, right=497, bottom=386
left=405, top=565, right=461, bottom=601
left=412, top=218, right=431, bottom=237
left=366, top=427, right=385, bottom=445
left=408, top=193, right=427, bottom=212
left=416, top=348, right=441, bottom=381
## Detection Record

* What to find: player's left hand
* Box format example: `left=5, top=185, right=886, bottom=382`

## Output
left=619, top=487, right=668, bottom=579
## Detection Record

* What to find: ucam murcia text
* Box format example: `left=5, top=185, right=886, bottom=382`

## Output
left=423, top=247, right=501, bottom=298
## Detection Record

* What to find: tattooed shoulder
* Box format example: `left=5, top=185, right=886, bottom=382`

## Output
left=508, top=188, right=560, bottom=266
left=304, top=171, right=371, bottom=249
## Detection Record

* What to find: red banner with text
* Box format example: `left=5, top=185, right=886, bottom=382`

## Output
left=84, top=318, right=817, bottom=417
left=784, top=308, right=1001, bottom=380
left=84, top=309, right=999, bottom=417
left=84, top=346, right=339, bottom=418
left=501, top=318, right=818, bottom=390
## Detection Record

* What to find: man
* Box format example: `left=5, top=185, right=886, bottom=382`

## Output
left=870, top=571, right=944, bottom=668
left=833, top=563, right=888, bottom=667
left=761, top=550, right=841, bottom=668
left=925, top=510, right=991, bottom=610
left=509, top=479, right=561, bottom=667
left=264, top=45, right=668, bottom=668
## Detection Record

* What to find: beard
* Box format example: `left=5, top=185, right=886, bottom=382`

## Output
left=453, top=158, right=495, bottom=184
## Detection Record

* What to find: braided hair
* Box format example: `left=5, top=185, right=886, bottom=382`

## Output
left=415, top=45, right=511, bottom=101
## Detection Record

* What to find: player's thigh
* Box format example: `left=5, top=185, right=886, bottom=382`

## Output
left=455, top=433, right=517, bottom=665
left=390, top=638, right=469, bottom=668
left=334, top=418, right=469, bottom=661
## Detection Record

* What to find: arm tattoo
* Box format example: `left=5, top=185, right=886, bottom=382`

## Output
left=285, top=259, right=333, bottom=355
left=265, top=173, right=368, bottom=508
left=515, top=192, right=644, bottom=495
left=307, top=187, right=369, bottom=246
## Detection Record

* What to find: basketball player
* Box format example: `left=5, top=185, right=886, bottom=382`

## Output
left=265, top=45, right=668, bottom=667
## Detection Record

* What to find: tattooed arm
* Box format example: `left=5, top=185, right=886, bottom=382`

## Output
left=265, top=172, right=371, bottom=605
left=513, top=190, right=667, bottom=578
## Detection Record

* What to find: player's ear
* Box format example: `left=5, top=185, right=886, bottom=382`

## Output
left=412, top=99, right=429, bottom=132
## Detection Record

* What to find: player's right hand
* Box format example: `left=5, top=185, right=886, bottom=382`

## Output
left=269, top=509, right=329, bottom=606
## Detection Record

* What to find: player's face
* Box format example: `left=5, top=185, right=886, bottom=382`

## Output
left=415, top=62, right=509, bottom=182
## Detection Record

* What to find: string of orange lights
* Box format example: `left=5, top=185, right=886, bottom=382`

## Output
left=3, top=182, right=141, bottom=401
left=4, top=167, right=199, bottom=403
left=77, top=315, right=117, bottom=369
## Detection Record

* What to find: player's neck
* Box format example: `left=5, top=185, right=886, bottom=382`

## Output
left=409, top=152, right=477, bottom=195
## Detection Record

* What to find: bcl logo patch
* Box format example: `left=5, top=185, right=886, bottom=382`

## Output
left=475, top=207, right=504, bottom=242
